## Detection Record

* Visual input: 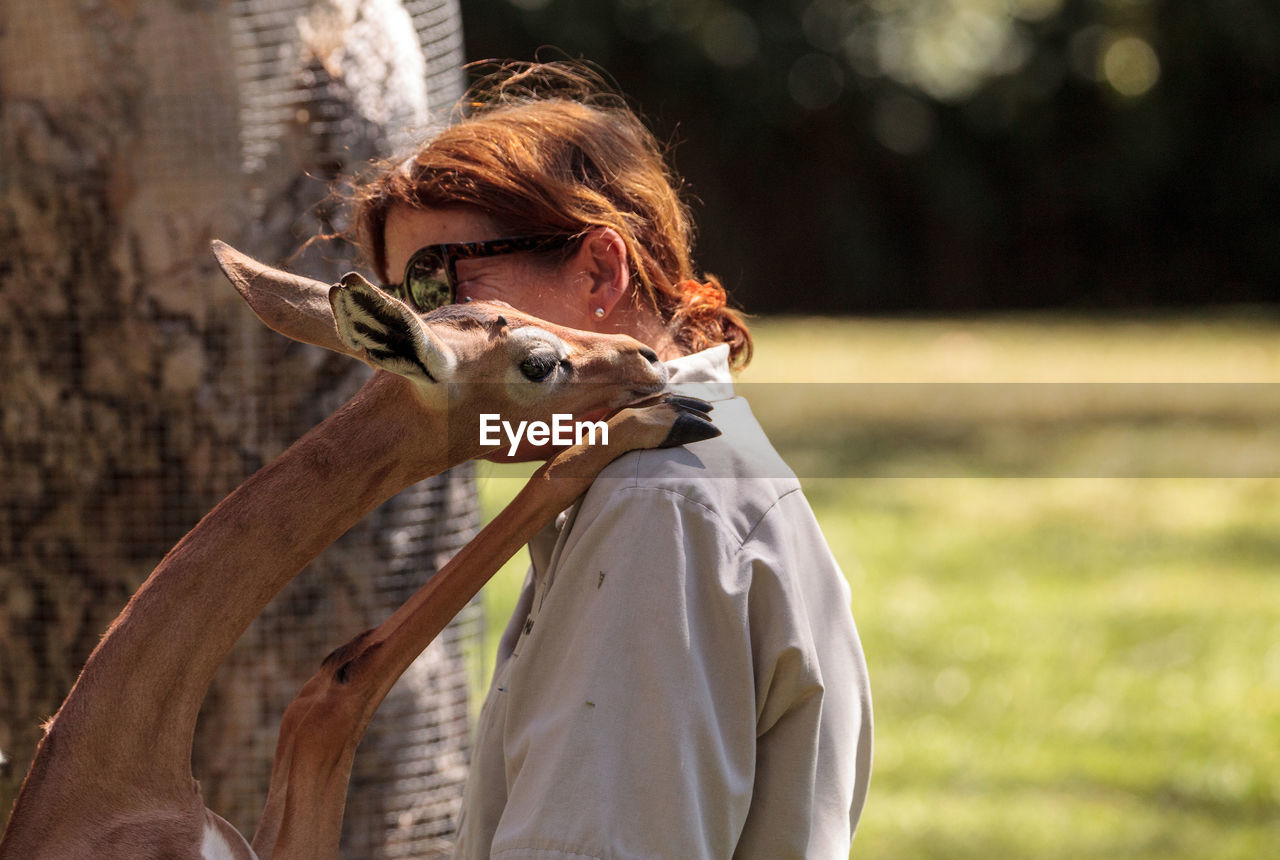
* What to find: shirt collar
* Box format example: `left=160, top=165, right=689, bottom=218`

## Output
left=664, top=343, right=735, bottom=402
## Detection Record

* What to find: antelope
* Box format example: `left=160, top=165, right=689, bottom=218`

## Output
left=0, top=242, right=716, bottom=859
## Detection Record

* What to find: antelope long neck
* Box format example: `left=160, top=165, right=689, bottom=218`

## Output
left=7, top=373, right=465, bottom=819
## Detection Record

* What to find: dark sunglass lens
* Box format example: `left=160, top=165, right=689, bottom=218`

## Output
left=404, top=258, right=453, bottom=312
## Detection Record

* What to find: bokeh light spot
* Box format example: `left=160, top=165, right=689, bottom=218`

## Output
left=700, top=8, right=761, bottom=69
left=872, top=92, right=936, bottom=155
left=789, top=53, right=846, bottom=110
left=869, top=2, right=1031, bottom=102
left=1102, top=35, right=1161, bottom=97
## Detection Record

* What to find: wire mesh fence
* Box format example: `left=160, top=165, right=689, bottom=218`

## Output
left=1, top=1, right=477, bottom=854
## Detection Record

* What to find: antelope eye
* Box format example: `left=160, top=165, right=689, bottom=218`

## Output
left=519, top=351, right=559, bottom=382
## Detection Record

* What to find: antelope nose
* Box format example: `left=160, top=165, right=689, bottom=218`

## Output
left=639, top=346, right=659, bottom=365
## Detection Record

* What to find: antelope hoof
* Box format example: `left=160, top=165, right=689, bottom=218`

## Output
left=658, top=402, right=721, bottom=449
left=662, top=394, right=714, bottom=417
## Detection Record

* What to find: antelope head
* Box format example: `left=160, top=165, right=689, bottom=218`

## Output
left=211, top=242, right=686, bottom=449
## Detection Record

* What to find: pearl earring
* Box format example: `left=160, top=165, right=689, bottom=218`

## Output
left=594, top=307, right=605, bottom=318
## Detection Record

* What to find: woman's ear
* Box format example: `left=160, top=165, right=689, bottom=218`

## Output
left=575, top=227, right=631, bottom=320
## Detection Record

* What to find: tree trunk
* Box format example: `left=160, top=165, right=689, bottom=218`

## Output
left=0, top=0, right=472, bottom=854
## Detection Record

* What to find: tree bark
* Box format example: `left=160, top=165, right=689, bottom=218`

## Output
left=0, top=0, right=472, bottom=853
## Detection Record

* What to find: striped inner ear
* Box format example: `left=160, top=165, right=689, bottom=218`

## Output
left=334, top=285, right=437, bottom=383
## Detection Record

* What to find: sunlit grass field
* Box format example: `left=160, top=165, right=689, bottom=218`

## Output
left=471, top=311, right=1280, bottom=858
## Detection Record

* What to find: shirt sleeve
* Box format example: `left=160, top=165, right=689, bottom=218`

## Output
left=486, top=485, right=761, bottom=859
left=734, top=492, right=872, bottom=858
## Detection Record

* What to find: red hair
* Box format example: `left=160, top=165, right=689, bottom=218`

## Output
left=351, top=60, right=752, bottom=369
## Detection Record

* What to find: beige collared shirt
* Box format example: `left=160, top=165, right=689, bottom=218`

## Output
left=457, top=345, right=873, bottom=859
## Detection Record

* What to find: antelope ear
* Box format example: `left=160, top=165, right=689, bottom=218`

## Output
left=329, top=273, right=457, bottom=385
left=211, top=240, right=361, bottom=359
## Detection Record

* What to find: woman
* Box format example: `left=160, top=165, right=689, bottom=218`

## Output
left=351, top=61, right=872, bottom=858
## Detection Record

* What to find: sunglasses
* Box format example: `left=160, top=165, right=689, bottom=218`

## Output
left=387, top=234, right=575, bottom=313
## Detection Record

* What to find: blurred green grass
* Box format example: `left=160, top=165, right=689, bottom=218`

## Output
left=471, top=311, right=1280, bottom=858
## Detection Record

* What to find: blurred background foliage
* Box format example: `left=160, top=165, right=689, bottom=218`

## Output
left=476, top=316, right=1280, bottom=858
left=463, top=0, right=1279, bottom=314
